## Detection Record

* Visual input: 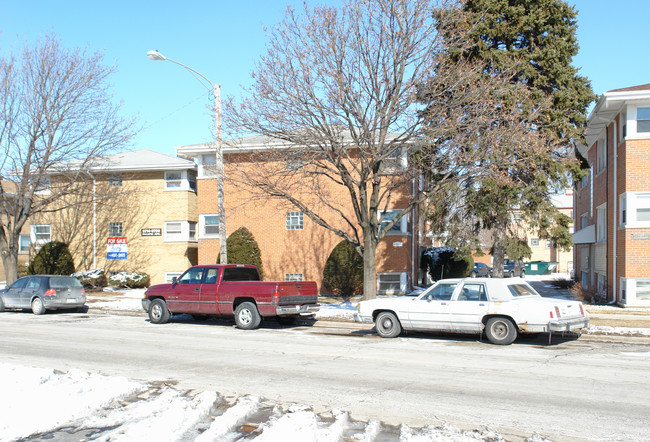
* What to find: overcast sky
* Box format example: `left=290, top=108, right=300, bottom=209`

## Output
left=2, top=0, right=648, bottom=156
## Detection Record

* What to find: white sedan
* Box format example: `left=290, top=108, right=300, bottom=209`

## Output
left=355, top=278, right=589, bottom=345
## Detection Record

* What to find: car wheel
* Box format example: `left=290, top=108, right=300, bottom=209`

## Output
left=375, top=311, right=402, bottom=338
left=149, top=299, right=170, bottom=324
left=520, top=270, right=526, bottom=278
left=31, top=297, right=46, bottom=315
left=470, top=271, right=477, bottom=278
left=485, top=317, right=517, bottom=345
left=235, top=302, right=261, bottom=330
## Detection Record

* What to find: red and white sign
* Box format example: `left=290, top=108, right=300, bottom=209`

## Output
left=107, top=237, right=127, bottom=259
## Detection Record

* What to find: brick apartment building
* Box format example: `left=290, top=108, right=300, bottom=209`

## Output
left=5, top=150, right=200, bottom=285
left=573, top=84, right=650, bottom=306
left=177, top=136, right=419, bottom=294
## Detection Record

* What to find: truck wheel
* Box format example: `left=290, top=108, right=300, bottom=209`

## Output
left=485, top=317, right=517, bottom=345
left=375, top=311, right=402, bottom=338
left=149, top=299, right=170, bottom=324
left=31, top=297, right=46, bottom=315
left=235, top=302, right=261, bottom=330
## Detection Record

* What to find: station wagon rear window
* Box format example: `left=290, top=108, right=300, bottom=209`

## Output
left=507, top=284, right=538, bottom=297
left=50, top=277, right=83, bottom=288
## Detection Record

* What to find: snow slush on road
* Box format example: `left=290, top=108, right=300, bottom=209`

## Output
left=1, top=363, right=551, bottom=441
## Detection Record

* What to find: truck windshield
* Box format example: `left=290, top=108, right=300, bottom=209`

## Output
left=222, top=267, right=260, bottom=281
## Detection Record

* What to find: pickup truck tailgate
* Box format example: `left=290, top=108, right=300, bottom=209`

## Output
left=276, top=281, right=318, bottom=305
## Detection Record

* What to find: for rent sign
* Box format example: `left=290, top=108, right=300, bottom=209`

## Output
left=107, top=237, right=127, bottom=259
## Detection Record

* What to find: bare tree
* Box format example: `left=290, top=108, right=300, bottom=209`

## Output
left=224, top=0, right=548, bottom=299
left=0, top=35, right=135, bottom=284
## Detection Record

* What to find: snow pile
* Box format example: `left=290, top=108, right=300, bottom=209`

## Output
left=0, top=363, right=532, bottom=441
left=0, top=364, right=143, bottom=441
left=586, top=325, right=650, bottom=337
left=316, top=301, right=357, bottom=321
left=89, top=288, right=146, bottom=311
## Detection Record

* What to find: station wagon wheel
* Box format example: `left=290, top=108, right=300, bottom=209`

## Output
left=149, top=299, right=170, bottom=324
left=31, top=297, right=46, bottom=315
left=375, top=311, right=402, bottom=338
left=485, top=317, right=517, bottom=345
left=235, top=302, right=261, bottom=330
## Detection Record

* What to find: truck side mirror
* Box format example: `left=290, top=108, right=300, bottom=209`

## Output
left=171, top=277, right=177, bottom=285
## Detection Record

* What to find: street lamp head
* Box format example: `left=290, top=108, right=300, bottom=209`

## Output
left=146, top=50, right=166, bottom=61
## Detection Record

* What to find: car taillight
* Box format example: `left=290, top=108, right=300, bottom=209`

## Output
left=555, top=306, right=561, bottom=318
left=579, top=304, right=584, bottom=315
left=81, top=288, right=86, bottom=296
left=272, top=290, right=280, bottom=303
left=44, top=289, right=56, bottom=297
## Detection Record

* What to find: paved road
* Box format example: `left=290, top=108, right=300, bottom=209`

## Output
left=1, top=311, right=650, bottom=441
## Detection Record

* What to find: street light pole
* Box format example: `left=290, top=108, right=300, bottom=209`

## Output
left=147, top=50, right=227, bottom=264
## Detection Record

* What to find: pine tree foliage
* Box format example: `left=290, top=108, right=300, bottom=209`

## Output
left=219, top=227, right=264, bottom=279
left=323, top=240, right=364, bottom=300
left=27, top=241, right=75, bottom=275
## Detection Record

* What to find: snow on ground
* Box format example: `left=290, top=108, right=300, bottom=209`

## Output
left=1, top=362, right=539, bottom=442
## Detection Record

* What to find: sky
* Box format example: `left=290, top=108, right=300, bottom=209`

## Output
left=2, top=0, right=649, bottom=157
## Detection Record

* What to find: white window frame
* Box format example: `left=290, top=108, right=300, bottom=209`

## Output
left=164, top=221, right=197, bottom=242
left=165, top=272, right=183, bottom=284
left=199, top=214, right=220, bottom=238
left=30, top=224, right=51, bottom=244
left=620, top=278, right=650, bottom=306
left=19, top=234, right=30, bottom=253
left=284, top=273, right=303, bottom=281
left=379, top=209, right=409, bottom=235
left=596, top=204, right=607, bottom=242
left=164, top=170, right=197, bottom=191
left=286, top=211, right=304, bottom=230
left=619, top=192, right=650, bottom=227
left=637, top=106, right=650, bottom=133
left=530, top=238, right=539, bottom=247
left=377, top=272, right=408, bottom=295
left=198, top=154, right=217, bottom=178
left=34, top=176, right=51, bottom=195
left=619, top=110, right=627, bottom=143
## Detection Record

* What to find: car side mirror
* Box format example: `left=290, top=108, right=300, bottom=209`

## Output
left=171, top=277, right=177, bottom=285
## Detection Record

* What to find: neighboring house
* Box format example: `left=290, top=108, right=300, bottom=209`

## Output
left=177, top=136, right=420, bottom=294
left=28, top=149, right=199, bottom=285
left=573, top=84, right=650, bottom=306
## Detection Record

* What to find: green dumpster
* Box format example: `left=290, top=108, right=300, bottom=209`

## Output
left=524, top=261, right=558, bottom=275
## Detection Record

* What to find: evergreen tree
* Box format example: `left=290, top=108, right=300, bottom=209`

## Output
left=27, top=241, right=75, bottom=275
left=218, top=227, right=263, bottom=279
left=425, top=0, right=596, bottom=275
left=323, top=240, right=364, bottom=301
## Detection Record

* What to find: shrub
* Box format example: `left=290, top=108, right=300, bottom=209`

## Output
left=422, top=247, right=473, bottom=281
left=323, top=240, right=363, bottom=301
left=73, top=269, right=107, bottom=288
left=218, top=227, right=264, bottom=278
left=569, top=282, right=607, bottom=304
left=27, top=241, right=75, bottom=275
left=108, top=271, right=150, bottom=288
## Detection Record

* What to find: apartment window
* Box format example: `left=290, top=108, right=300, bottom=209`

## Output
left=580, top=170, right=590, bottom=189
left=619, top=111, right=627, bottom=142
left=34, top=176, right=51, bottom=194
left=188, top=171, right=197, bottom=192
left=286, top=159, right=303, bottom=171
left=201, top=215, right=219, bottom=237
left=380, top=210, right=408, bottom=234
left=200, top=155, right=217, bottom=178
left=596, top=138, right=606, bottom=174
left=31, top=225, right=51, bottom=243
left=619, top=194, right=627, bottom=226
left=165, top=171, right=182, bottom=188
left=165, top=272, right=183, bottom=284
left=19, top=234, right=30, bottom=253
left=637, top=107, right=650, bottom=133
left=530, top=238, right=539, bottom=247
left=109, top=222, right=123, bottom=237
left=285, top=273, right=303, bottom=281
left=286, top=212, right=304, bottom=230
left=546, top=239, right=554, bottom=249
left=597, top=274, right=607, bottom=294
left=109, top=173, right=122, bottom=187
left=189, top=222, right=197, bottom=240
left=165, top=222, right=183, bottom=240
left=596, top=205, right=607, bottom=242
left=378, top=272, right=408, bottom=294
left=580, top=213, right=588, bottom=230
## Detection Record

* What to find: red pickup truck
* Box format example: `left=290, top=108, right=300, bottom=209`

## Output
left=141, top=264, right=319, bottom=329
